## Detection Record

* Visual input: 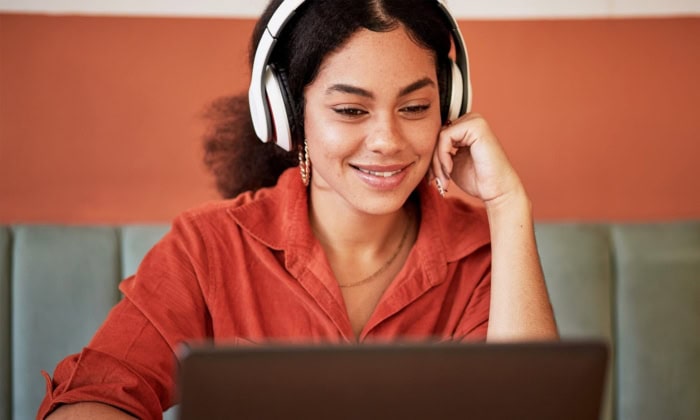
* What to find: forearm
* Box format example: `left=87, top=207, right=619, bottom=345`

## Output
left=37, top=299, right=177, bottom=419
left=46, top=402, right=137, bottom=419
left=485, top=189, right=558, bottom=342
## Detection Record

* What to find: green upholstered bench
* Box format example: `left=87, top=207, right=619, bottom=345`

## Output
left=0, top=225, right=172, bottom=420
left=1, top=222, right=699, bottom=420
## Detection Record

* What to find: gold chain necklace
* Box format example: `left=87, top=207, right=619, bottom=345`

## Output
left=338, top=211, right=412, bottom=289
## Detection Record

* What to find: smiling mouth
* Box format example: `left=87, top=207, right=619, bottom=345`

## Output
left=353, top=166, right=405, bottom=177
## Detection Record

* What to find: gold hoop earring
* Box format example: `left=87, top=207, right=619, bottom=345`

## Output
left=299, top=139, right=311, bottom=186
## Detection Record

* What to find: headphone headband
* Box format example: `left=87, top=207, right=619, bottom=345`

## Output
left=248, top=0, right=306, bottom=150
left=248, top=0, right=472, bottom=151
left=435, top=0, right=472, bottom=116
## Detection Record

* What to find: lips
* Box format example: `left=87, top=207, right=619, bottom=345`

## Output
left=350, top=163, right=413, bottom=190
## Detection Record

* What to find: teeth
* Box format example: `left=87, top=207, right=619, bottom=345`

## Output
left=358, top=167, right=403, bottom=177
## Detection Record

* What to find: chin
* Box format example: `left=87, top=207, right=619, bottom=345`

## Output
left=348, top=187, right=417, bottom=216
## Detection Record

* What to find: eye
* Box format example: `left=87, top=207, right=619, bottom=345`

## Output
left=400, top=104, right=431, bottom=117
left=332, top=107, right=368, bottom=118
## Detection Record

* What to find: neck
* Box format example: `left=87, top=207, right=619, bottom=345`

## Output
left=309, top=190, right=413, bottom=257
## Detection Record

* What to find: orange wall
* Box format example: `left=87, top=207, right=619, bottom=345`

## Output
left=1, top=14, right=699, bottom=223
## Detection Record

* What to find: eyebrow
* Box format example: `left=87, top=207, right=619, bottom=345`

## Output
left=325, top=77, right=436, bottom=99
left=398, top=77, right=436, bottom=97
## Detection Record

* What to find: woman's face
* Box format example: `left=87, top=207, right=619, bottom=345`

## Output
left=303, top=26, right=442, bottom=216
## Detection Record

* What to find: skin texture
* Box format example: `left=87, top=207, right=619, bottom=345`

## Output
left=431, top=113, right=558, bottom=341
left=47, top=402, right=136, bottom=419
left=304, top=27, right=441, bottom=335
left=304, top=26, right=556, bottom=340
left=46, top=23, right=557, bottom=420
left=304, top=27, right=442, bottom=217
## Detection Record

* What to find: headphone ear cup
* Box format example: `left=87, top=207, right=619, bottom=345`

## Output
left=438, top=58, right=452, bottom=122
left=263, top=65, right=297, bottom=152
left=275, top=67, right=301, bottom=146
left=444, top=59, right=464, bottom=122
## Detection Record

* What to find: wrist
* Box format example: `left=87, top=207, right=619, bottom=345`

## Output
left=484, top=186, right=532, bottom=221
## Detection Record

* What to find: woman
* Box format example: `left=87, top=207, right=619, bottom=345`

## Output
left=40, top=0, right=557, bottom=418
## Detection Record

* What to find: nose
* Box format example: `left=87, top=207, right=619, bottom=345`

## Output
left=365, top=113, right=403, bottom=155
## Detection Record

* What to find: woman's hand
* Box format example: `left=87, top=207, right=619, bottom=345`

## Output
left=431, top=113, right=558, bottom=341
left=430, top=113, right=524, bottom=208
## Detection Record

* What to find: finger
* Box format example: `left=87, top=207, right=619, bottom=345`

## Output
left=432, top=113, right=486, bottom=194
left=433, top=128, right=456, bottom=187
left=444, top=112, right=487, bottom=149
left=431, top=148, right=447, bottom=194
left=436, top=127, right=466, bottom=179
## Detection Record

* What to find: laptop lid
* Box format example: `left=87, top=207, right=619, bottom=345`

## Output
left=177, top=340, right=608, bottom=420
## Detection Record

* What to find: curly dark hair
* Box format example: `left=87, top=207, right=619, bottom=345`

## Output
left=203, top=0, right=453, bottom=198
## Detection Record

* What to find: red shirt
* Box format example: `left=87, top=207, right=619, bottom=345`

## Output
left=38, top=168, right=491, bottom=419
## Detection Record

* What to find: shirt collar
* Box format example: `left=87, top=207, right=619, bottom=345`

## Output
left=228, top=167, right=490, bottom=281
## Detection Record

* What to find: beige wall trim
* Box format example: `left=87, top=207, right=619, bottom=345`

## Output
left=1, top=0, right=699, bottom=18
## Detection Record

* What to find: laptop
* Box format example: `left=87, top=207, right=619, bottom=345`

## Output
left=177, top=340, right=608, bottom=420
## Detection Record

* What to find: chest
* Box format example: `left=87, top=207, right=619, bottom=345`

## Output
left=339, top=271, right=397, bottom=337
left=206, top=261, right=466, bottom=342
left=202, top=238, right=486, bottom=341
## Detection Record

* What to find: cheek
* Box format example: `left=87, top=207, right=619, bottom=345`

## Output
left=304, top=110, right=363, bottom=158
left=403, top=120, right=442, bottom=155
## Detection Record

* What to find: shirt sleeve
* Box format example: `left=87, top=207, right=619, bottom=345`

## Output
left=37, top=298, right=175, bottom=419
left=37, top=213, right=213, bottom=419
left=455, top=271, right=491, bottom=342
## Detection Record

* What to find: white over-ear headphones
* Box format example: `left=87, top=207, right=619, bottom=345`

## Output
left=248, top=0, right=472, bottom=151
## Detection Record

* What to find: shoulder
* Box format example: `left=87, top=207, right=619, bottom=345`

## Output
left=441, top=195, right=490, bottom=257
left=417, top=183, right=491, bottom=262
left=167, top=167, right=304, bottom=250
left=169, top=185, right=277, bottom=240
left=446, top=196, right=490, bottom=240
left=177, top=188, right=271, bottom=226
